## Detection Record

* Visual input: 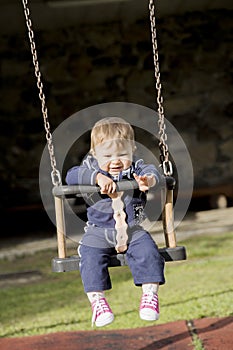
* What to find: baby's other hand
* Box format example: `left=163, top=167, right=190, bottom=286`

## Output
left=133, top=173, right=156, bottom=192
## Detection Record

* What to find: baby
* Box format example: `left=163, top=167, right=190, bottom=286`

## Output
left=66, top=117, right=165, bottom=327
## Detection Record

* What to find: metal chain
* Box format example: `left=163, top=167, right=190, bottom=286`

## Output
left=21, top=0, right=61, bottom=186
left=22, top=0, right=172, bottom=179
left=149, top=0, right=173, bottom=176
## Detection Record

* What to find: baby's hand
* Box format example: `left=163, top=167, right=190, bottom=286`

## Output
left=96, top=173, right=116, bottom=194
left=133, top=173, right=156, bottom=192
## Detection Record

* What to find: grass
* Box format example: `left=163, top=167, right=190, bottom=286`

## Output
left=192, top=334, right=205, bottom=350
left=0, top=230, right=232, bottom=338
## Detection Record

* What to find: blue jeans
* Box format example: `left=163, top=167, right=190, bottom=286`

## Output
left=79, top=232, right=165, bottom=293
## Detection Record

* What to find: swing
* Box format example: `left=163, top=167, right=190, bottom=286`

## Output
left=22, top=0, right=186, bottom=272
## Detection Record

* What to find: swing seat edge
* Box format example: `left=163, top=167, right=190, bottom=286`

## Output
left=51, top=246, right=186, bottom=272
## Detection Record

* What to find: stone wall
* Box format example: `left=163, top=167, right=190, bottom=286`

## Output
left=0, top=9, right=232, bottom=209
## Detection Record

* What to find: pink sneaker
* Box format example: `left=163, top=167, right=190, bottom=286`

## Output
left=139, top=292, right=159, bottom=321
left=91, top=297, right=114, bottom=327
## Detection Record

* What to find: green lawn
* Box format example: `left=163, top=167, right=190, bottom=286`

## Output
left=0, top=231, right=232, bottom=338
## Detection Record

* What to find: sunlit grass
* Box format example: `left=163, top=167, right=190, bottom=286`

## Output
left=0, top=231, right=232, bottom=337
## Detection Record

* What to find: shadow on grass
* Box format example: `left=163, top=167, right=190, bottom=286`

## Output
left=162, top=288, right=233, bottom=308
left=1, top=319, right=86, bottom=339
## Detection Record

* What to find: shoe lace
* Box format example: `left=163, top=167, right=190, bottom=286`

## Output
left=91, top=297, right=109, bottom=327
left=142, top=291, right=158, bottom=310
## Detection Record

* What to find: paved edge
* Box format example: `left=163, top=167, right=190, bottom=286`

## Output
left=194, top=316, right=233, bottom=350
left=1, top=317, right=232, bottom=350
left=0, top=319, right=194, bottom=350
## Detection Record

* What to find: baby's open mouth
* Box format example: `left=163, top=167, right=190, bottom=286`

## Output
left=110, top=166, right=122, bottom=172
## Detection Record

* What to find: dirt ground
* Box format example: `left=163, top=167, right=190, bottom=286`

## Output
left=0, top=317, right=232, bottom=350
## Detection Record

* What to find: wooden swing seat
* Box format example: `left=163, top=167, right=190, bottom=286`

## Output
left=51, top=177, right=186, bottom=273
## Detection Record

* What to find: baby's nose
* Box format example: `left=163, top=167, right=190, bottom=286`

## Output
left=111, top=157, right=121, bottom=163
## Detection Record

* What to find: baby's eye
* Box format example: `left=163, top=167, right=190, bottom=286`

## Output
left=103, top=154, right=111, bottom=158
left=119, top=153, right=127, bottom=157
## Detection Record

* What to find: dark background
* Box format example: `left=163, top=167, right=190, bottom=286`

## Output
left=0, top=0, right=233, bottom=238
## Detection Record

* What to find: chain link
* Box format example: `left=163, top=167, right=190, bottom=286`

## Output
left=148, top=0, right=173, bottom=176
left=21, top=0, right=61, bottom=186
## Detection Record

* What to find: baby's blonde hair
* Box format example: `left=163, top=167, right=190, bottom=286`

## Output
left=90, top=117, right=136, bottom=154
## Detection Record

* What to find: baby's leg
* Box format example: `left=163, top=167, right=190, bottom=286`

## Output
left=126, top=233, right=165, bottom=321
left=126, top=233, right=165, bottom=286
left=79, top=245, right=114, bottom=327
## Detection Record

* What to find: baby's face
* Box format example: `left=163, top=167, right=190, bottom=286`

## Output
left=94, top=139, right=133, bottom=175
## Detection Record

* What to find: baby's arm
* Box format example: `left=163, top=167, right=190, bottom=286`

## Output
left=133, top=159, right=160, bottom=192
left=66, top=157, right=117, bottom=194
left=66, top=166, right=98, bottom=185
left=65, top=156, right=99, bottom=185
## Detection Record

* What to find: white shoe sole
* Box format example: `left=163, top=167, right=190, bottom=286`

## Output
left=95, top=313, right=114, bottom=327
left=140, top=310, right=159, bottom=321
